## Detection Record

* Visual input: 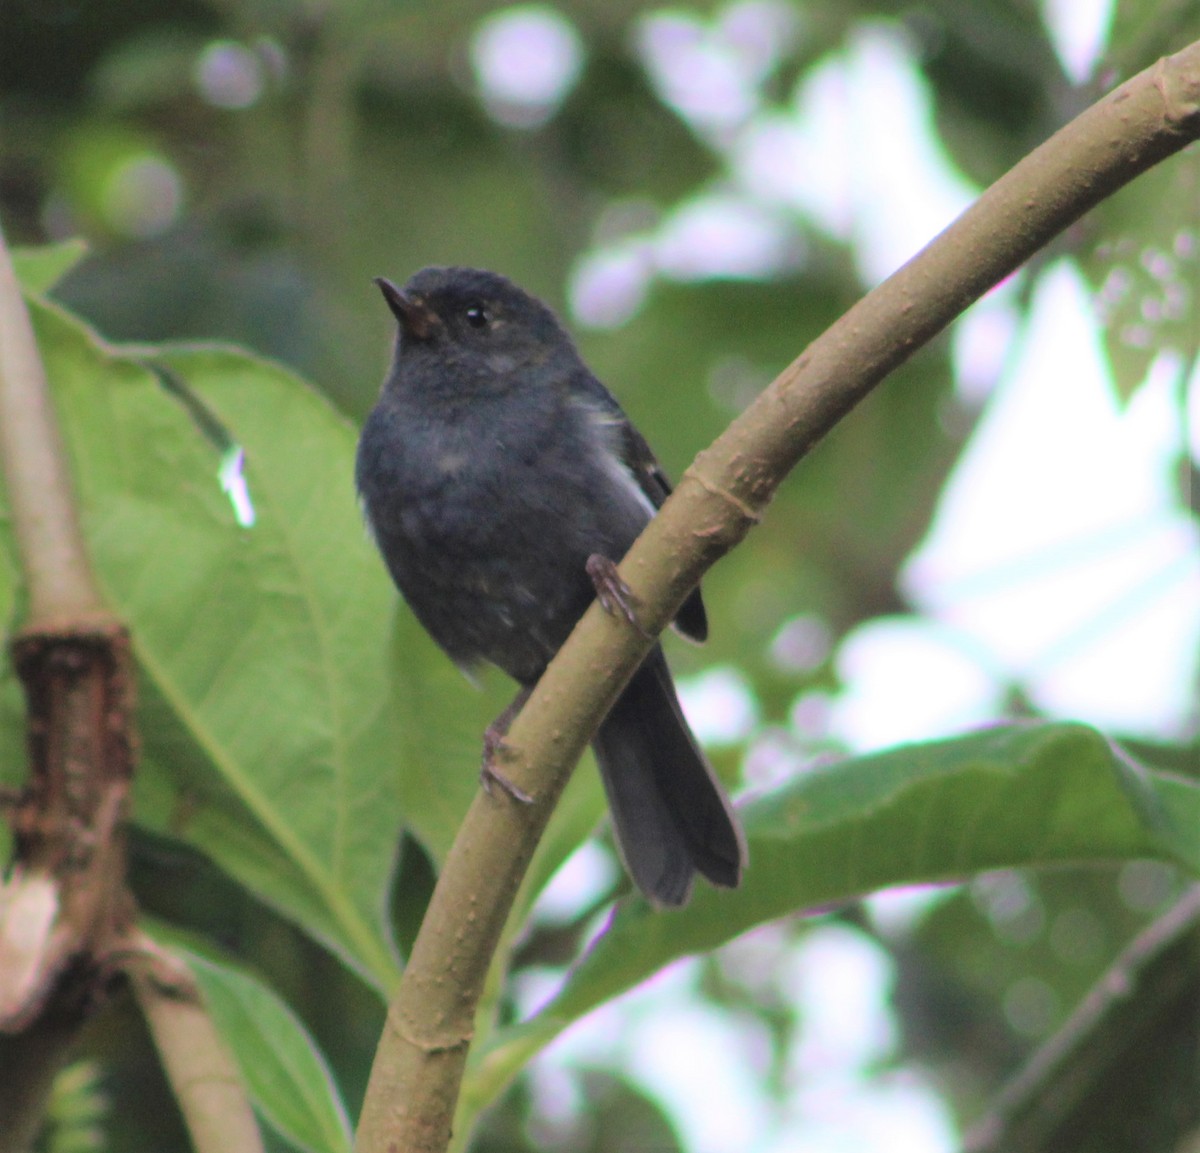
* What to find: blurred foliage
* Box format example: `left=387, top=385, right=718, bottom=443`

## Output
left=2, top=0, right=1199, bottom=1151
left=34, top=1060, right=108, bottom=1153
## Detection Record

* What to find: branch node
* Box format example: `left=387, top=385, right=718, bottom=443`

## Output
left=1153, top=48, right=1200, bottom=127
left=389, top=1004, right=473, bottom=1057
left=681, top=467, right=763, bottom=527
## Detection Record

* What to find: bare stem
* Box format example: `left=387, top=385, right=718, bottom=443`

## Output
left=127, top=933, right=265, bottom=1153
left=0, top=221, right=107, bottom=627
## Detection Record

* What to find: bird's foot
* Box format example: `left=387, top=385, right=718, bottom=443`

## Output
left=480, top=688, right=534, bottom=804
left=480, top=758, right=533, bottom=805
left=586, top=554, right=652, bottom=639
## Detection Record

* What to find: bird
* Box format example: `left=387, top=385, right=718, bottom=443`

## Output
left=355, top=265, right=745, bottom=907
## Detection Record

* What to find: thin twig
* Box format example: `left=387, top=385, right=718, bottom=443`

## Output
left=125, top=931, right=265, bottom=1153
left=963, top=884, right=1200, bottom=1151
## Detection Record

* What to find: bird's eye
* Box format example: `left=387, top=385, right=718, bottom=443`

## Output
left=464, top=304, right=490, bottom=329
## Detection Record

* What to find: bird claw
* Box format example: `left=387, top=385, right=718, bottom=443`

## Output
left=480, top=757, right=533, bottom=805
left=586, top=554, right=652, bottom=638
left=480, top=689, right=534, bottom=804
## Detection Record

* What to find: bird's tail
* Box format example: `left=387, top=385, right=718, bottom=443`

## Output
left=592, top=646, right=746, bottom=906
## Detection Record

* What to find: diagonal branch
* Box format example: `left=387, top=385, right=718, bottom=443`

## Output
left=353, top=39, right=1200, bottom=1153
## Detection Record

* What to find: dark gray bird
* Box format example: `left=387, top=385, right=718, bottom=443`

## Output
left=355, top=266, right=745, bottom=906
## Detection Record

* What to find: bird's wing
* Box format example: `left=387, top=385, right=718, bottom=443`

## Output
left=618, top=418, right=674, bottom=511
left=571, top=369, right=673, bottom=509
left=573, top=370, right=708, bottom=643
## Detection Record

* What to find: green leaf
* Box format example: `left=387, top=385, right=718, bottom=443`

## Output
left=1107, top=1, right=1200, bottom=80
left=467, top=722, right=1200, bottom=1111
left=385, top=624, right=503, bottom=865
left=1082, top=155, right=1200, bottom=401
left=166, top=938, right=353, bottom=1153
left=9, top=300, right=404, bottom=989
left=11, top=240, right=89, bottom=295
left=43, top=1060, right=108, bottom=1153
left=146, top=342, right=407, bottom=987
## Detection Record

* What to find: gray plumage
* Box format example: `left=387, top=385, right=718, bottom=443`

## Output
left=356, top=266, right=745, bottom=906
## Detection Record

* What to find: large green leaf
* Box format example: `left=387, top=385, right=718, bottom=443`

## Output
left=147, top=342, right=410, bottom=986
left=466, top=722, right=1200, bottom=1111
left=10, top=299, right=405, bottom=987
left=1108, top=0, right=1200, bottom=80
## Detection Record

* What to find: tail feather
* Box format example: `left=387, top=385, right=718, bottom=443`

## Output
left=592, top=646, right=745, bottom=906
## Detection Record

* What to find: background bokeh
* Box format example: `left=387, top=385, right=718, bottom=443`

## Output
left=3, top=0, right=1198, bottom=1150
